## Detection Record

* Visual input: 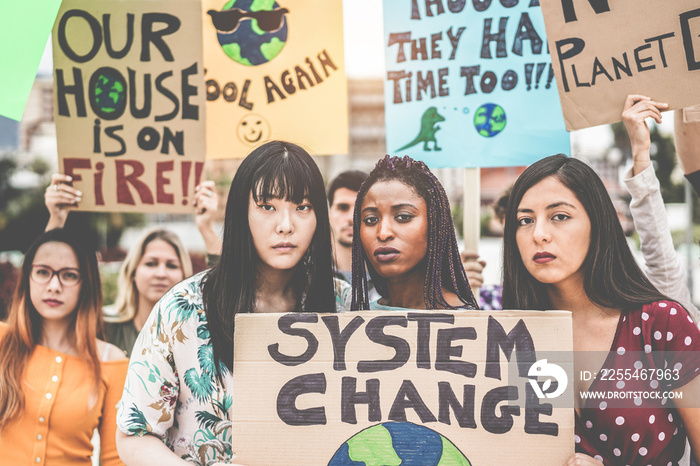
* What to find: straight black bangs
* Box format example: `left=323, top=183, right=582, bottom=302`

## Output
left=251, top=152, right=314, bottom=205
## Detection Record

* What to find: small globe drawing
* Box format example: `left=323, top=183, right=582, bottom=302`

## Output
left=474, top=103, right=507, bottom=138
left=213, top=0, right=288, bottom=66
left=328, top=422, right=471, bottom=466
left=92, top=69, right=126, bottom=117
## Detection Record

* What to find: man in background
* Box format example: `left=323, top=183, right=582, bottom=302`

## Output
left=327, top=170, right=368, bottom=283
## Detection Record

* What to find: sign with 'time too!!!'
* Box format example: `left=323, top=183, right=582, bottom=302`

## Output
left=53, top=0, right=205, bottom=213
left=540, top=0, right=700, bottom=130
left=232, top=310, right=574, bottom=465
left=382, top=0, right=570, bottom=169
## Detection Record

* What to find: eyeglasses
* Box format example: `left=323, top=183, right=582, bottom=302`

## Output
left=207, top=7, right=289, bottom=34
left=31, top=265, right=81, bottom=287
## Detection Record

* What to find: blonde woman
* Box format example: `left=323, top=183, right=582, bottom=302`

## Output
left=105, top=228, right=193, bottom=356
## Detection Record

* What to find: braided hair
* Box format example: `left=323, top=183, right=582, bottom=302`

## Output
left=351, top=155, right=477, bottom=310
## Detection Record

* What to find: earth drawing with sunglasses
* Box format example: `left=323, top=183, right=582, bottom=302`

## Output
left=208, top=0, right=289, bottom=66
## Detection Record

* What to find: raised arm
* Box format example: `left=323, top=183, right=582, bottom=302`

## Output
left=621, top=95, right=700, bottom=324
left=194, top=181, right=223, bottom=261
left=44, top=174, right=82, bottom=231
left=622, top=94, right=666, bottom=176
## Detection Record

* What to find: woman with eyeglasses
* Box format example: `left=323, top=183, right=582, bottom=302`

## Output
left=0, top=228, right=128, bottom=465
left=44, top=176, right=222, bottom=357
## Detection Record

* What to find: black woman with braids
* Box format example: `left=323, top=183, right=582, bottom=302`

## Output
left=351, top=155, right=478, bottom=310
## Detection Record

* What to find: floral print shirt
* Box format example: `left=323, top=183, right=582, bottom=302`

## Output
left=117, top=271, right=350, bottom=465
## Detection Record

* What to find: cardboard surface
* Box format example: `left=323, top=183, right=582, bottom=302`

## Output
left=539, top=0, right=700, bottom=130
left=233, top=310, right=574, bottom=465
left=202, top=0, right=348, bottom=159
left=53, top=0, right=206, bottom=213
left=0, top=0, right=62, bottom=121
left=383, top=0, right=570, bottom=168
left=675, top=105, right=700, bottom=174
left=684, top=105, right=700, bottom=123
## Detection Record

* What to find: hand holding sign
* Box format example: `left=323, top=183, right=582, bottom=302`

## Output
left=460, top=251, right=486, bottom=288
left=194, top=180, right=223, bottom=256
left=621, top=95, right=668, bottom=176
left=45, top=174, right=82, bottom=231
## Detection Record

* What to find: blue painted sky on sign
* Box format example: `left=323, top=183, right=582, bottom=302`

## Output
left=383, top=0, right=570, bottom=168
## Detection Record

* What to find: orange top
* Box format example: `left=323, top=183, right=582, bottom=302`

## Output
left=0, top=326, right=128, bottom=466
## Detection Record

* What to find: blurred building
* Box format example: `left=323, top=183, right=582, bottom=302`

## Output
left=0, top=116, right=19, bottom=152
left=20, top=75, right=56, bottom=161
left=1, top=74, right=57, bottom=177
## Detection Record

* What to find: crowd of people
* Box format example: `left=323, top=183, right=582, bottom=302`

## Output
left=0, top=96, right=698, bottom=465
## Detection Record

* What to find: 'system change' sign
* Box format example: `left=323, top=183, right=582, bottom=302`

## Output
left=53, top=0, right=205, bottom=212
left=540, top=0, right=700, bottom=130
left=233, top=310, right=574, bottom=465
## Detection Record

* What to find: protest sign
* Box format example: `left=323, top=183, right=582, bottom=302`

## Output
left=539, top=0, right=700, bottom=130
left=202, top=0, right=348, bottom=158
left=233, top=310, right=574, bottom=465
left=53, top=0, right=206, bottom=213
left=675, top=105, right=700, bottom=175
left=383, top=0, right=570, bottom=168
left=0, top=0, right=62, bottom=121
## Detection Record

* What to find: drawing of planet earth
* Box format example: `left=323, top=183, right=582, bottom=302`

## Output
left=474, top=103, right=507, bottom=138
left=215, top=0, right=288, bottom=66
left=328, top=422, right=471, bottom=466
left=91, top=68, right=126, bottom=119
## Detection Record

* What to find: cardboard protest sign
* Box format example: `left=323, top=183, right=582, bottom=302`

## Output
left=0, top=0, right=62, bottom=121
left=233, top=310, right=574, bottom=465
left=539, top=0, right=700, bottom=130
left=202, top=0, right=348, bottom=158
left=53, top=0, right=206, bottom=213
left=383, top=0, right=570, bottom=168
left=675, top=105, right=700, bottom=174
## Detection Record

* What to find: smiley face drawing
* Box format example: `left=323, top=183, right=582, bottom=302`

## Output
left=237, top=114, right=271, bottom=145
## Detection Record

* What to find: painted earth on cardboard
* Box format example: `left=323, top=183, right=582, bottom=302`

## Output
left=328, top=422, right=471, bottom=466
left=213, top=0, right=288, bottom=66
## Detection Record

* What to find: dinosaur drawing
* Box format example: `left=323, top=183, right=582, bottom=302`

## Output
left=396, top=107, right=445, bottom=152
